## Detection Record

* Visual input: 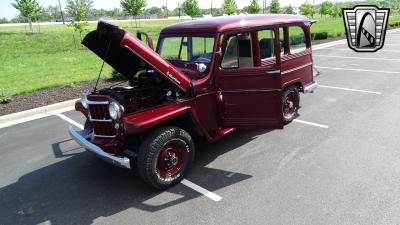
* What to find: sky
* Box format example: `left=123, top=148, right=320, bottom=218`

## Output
left=1, top=0, right=348, bottom=19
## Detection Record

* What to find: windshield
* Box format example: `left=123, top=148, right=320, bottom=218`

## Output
left=158, top=36, right=215, bottom=63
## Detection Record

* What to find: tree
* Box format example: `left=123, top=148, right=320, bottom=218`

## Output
left=11, top=0, right=42, bottom=33
left=320, top=1, right=333, bottom=17
left=0, top=18, right=9, bottom=24
left=120, top=0, right=146, bottom=27
left=222, top=0, right=237, bottom=15
left=146, top=6, right=162, bottom=15
left=183, top=0, right=201, bottom=17
left=268, top=0, right=281, bottom=14
left=283, top=5, right=295, bottom=14
left=300, top=2, right=316, bottom=18
left=161, top=6, right=171, bottom=17
left=329, top=3, right=342, bottom=18
left=67, top=0, right=89, bottom=45
left=66, top=0, right=93, bottom=17
left=246, top=0, right=261, bottom=14
left=39, top=5, right=61, bottom=21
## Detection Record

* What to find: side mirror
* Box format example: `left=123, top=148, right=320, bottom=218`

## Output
left=196, top=63, right=207, bottom=73
left=137, top=31, right=154, bottom=50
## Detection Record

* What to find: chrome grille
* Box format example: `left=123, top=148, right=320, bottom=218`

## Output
left=87, top=97, right=117, bottom=138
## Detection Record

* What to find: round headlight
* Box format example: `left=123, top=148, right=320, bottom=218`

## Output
left=109, top=102, right=121, bottom=120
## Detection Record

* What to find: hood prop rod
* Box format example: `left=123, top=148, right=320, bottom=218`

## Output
left=93, top=39, right=112, bottom=93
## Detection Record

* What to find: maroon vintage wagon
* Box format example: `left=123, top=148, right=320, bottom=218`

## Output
left=68, top=15, right=318, bottom=189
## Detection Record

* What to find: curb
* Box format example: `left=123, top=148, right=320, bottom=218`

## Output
left=0, top=99, right=78, bottom=129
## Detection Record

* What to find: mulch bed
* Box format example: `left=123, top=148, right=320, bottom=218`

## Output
left=0, top=79, right=121, bottom=116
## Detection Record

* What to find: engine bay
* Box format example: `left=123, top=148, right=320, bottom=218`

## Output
left=96, top=69, right=185, bottom=114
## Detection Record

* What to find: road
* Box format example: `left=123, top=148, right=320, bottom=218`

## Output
left=1, top=31, right=400, bottom=225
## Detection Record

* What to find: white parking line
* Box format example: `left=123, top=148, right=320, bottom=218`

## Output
left=55, top=113, right=84, bottom=129
left=319, top=85, right=382, bottom=95
left=181, top=179, right=222, bottom=202
left=293, top=119, right=329, bottom=129
left=312, top=39, right=346, bottom=50
left=314, top=54, right=400, bottom=61
left=54, top=113, right=222, bottom=202
left=315, top=66, right=400, bottom=74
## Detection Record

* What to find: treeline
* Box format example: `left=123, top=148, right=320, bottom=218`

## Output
left=3, top=0, right=399, bottom=24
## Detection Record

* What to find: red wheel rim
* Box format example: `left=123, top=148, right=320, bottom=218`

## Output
left=156, top=141, right=186, bottom=177
left=283, top=92, right=296, bottom=119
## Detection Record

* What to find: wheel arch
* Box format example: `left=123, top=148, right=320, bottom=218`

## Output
left=139, top=112, right=206, bottom=142
left=283, top=81, right=303, bottom=92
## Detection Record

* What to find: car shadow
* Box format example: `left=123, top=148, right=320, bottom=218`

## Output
left=0, top=129, right=268, bottom=225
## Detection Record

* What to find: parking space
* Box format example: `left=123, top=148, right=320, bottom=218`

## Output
left=1, top=30, right=400, bottom=224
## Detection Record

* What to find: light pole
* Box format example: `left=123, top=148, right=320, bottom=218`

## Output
left=166, top=0, right=168, bottom=18
left=211, top=0, right=213, bottom=16
left=57, top=0, right=65, bottom=24
left=178, top=2, right=181, bottom=18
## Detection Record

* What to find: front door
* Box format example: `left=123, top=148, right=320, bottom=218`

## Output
left=215, top=29, right=283, bottom=129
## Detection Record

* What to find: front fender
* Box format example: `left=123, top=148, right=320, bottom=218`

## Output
left=122, top=104, right=191, bottom=134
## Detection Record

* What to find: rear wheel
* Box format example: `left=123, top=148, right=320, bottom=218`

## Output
left=282, top=86, right=300, bottom=124
left=137, top=126, right=195, bottom=189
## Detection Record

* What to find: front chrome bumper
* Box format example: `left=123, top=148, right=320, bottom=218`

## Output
left=68, top=126, right=131, bottom=169
left=304, top=81, right=318, bottom=93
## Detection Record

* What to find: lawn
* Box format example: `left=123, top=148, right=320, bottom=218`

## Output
left=0, top=19, right=184, bottom=97
left=1, top=15, right=400, bottom=97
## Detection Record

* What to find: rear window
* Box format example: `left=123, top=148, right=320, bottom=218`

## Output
left=289, top=26, right=307, bottom=53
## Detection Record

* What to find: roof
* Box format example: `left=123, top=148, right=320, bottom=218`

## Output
left=161, top=14, right=309, bottom=34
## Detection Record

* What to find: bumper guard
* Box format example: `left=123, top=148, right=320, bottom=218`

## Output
left=304, top=81, right=318, bottom=93
left=68, top=126, right=131, bottom=169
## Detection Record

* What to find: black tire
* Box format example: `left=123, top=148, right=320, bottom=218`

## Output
left=137, top=126, right=195, bottom=189
left=282, top=86, right=300, bottom=124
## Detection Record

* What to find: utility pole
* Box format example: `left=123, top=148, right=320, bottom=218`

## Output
left=166, top=0, right=168, bottom=18
left=178, top=2, right=181, bottom=18
left=263, top=0, right=266, bottom=13
left=57, top=0, right=65, bottom=24
left=211, top=0, right=213, bottom=16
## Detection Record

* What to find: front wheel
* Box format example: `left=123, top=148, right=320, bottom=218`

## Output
left=282, top=86, right=300, bottom=124
left=137, top=126, right=195, bottom=189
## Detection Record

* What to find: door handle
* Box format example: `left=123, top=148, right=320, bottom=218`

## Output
left=265, top=70, right=281, bottom=75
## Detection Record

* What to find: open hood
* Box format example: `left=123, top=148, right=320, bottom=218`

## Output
left=82, top=21, right=191, bottom=92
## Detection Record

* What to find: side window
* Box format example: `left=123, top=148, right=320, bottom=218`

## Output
left=221, top=36, right=238, bottom=68
left=221, top=33, right=253, bottom=68
left=289, top=26, right=307, bottom=53
left=257, top=30, right=275, bottom=59
left=279, top=27, right=287, bottom=55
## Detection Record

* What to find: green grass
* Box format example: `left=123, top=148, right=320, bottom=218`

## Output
left=311, top=15, right=400, bottom=37
left=0, top=20, right=185, bottom=96
left=1, top=15, right=400, bottom=97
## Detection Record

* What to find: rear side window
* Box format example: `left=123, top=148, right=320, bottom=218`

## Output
left=280, top=27, right=287, bottom=55
left=257, top=30, right=275, bottom=59
left=289, top=26, right=307, bottom=53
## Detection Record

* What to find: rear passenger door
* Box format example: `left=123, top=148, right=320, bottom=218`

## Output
left=280, top=25, right=313, bottom=87
left=215, top=29, right=283, bottom=129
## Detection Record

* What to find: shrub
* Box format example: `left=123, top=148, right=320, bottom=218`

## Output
left=0, top=89, right=11, bottom=104
left=111, top=69, right=125, bottom=80
left=312, top=31, right=328, bottom=40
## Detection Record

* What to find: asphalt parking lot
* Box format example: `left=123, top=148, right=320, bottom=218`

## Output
left=1, top=30, right=400, bottom=225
